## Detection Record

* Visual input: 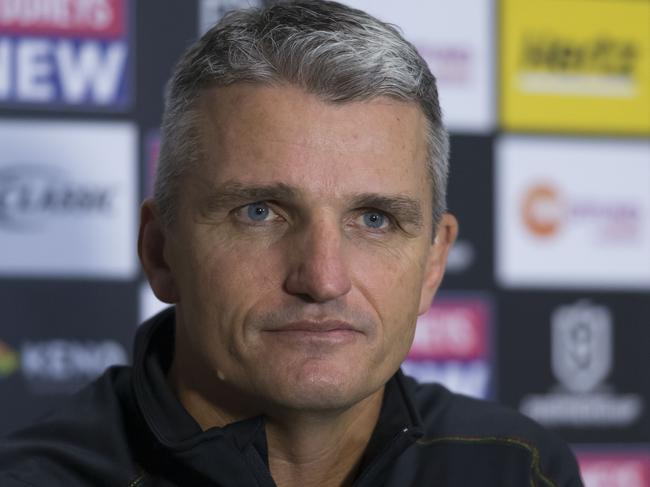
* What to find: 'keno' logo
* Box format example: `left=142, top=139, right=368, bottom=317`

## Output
left=21, top=339, right=127, bottom=382
left=0, top=339, right=19, bottom=377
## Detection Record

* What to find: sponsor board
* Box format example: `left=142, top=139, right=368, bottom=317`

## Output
left=198, top=0, right=263, bottom=35
left=0, top=0, right=132, bottom=110
left=520, top=300, right=644, bottom=429
left=446, top=240, right=476, bottom=275
left=402, top=294, right=493, bottom=399
left=442, top=135, right=493, bottom=289
left=496, top=135, right=650, bottom=290
left=0, top=279, right=137, bottom=434
left=144, top=130, right=159, bottom=198
left=501, top=0, right=650, bottom=133
left=0, top=337, right=128, bottom=394
left=0, top=119, right=138, bottom=279
left=342, top=0, right=494, bottom=133
left=0, top=338, right=19, bottom=377
left=577, top=450, right=650, bottom=487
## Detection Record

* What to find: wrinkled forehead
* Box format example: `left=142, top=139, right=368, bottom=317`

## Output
left=191, top=83, right=431, bottom=192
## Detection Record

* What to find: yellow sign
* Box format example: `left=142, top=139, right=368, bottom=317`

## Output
left=500, top=0, right=650, bottom=134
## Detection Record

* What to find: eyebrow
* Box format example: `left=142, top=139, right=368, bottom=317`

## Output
left=350, top=193, right=424, bottom=229
left=199, top=182, right=298, bottom=215
left=198, top=181, right=424, bottom=229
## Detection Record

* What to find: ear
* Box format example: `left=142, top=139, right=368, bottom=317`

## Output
left=417, top=213, right=459, bottom=315
left=138, top=199, right=179, bottom=303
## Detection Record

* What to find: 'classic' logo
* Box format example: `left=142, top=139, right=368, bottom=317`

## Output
left=0, top=164, right=113, bottom=229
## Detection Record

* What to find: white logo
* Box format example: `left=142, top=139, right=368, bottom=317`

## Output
left=0, top=120, right=137, bottom=279
left=552, top=300, right=612, bottom=393
left=0, top=0, right=130, bottom=108
left=19, top=339, right=128, bottom=394
left=0, top=39, right=127, bottom=105
left=520, top=300, right=643, bottom=428
left=0, top=164, right=114, bottom=229
left=21, top=340, right=127, bottom=382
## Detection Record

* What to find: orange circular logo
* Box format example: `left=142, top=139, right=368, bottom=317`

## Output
left=522, top=184, right=565, bottom=237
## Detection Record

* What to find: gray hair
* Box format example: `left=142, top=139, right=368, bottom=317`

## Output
left=155, top=0, right=449, bottom=231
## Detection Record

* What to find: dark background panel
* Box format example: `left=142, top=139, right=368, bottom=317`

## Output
left=497, top=291, right=650, bottom=444
left=135, top=0, right=199, bottom=130
left=0, top=280, right=138, bottom=436
left=440, top=134, right=494, bottom=290
left=136, top=0, right=200, bottom=208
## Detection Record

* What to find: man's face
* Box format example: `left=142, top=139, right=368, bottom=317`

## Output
left=159, top=84, right=453, bottom=412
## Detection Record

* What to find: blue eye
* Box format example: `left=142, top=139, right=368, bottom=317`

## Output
left=363, top=211, right=386, bottom=229
left=246, top=202, right=270, bottom=221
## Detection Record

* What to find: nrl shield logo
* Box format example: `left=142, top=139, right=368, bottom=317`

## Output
left=551, top=300, right=612, bottom=394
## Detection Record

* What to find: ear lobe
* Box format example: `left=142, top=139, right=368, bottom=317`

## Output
left=417, top=213, right=459, bottom=315
left=138, top=199, right=179, bottom=303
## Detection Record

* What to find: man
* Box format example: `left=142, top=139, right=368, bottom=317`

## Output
left=0, top=1, right=583, bottom=486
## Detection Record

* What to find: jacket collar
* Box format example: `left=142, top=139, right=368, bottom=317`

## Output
left=132, top=307, right=423, bottom=485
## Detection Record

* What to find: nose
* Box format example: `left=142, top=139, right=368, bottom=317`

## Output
left=283, top=216, right=352, bottom=303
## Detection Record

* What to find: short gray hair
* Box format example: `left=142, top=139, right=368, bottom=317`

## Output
left=155, top=0, right=449, bottom=231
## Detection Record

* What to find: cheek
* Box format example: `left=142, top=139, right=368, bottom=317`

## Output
left=183, top=226, right=277, bottom=293
left=352, top=240, right=427, bottom=307
left=174, top=231, right=283, bottom=348
left=350, top=244, right=426, bottom=355
left=199, top=248, right=280, bottom=318
left=175, top=241, right=293, bottom=387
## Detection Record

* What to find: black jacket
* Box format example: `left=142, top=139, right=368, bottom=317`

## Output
left=0, top=308, right=583, bottom=486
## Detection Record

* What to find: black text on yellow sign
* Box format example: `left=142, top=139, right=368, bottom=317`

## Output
left=500, top=0, right=650, bottom=134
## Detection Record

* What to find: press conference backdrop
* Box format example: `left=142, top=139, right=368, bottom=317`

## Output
left=0, top=1, right=648, bottom=484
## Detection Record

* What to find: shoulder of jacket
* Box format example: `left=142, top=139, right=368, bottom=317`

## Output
left=404, top=377, right=583, bottom=487
left=0, top=472, right=38, bottom=487
left=0, top=366, right=143, bottom=486
left=406, top=378, right=558, bottom=442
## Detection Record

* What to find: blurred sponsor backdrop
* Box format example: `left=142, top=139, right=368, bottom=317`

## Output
left=0, top=0, right=648, bottom=484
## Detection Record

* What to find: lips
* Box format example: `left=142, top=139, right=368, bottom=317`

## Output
left=262, top=320, right=364, bottom=346
left=266, top=320, right=359, bottom=334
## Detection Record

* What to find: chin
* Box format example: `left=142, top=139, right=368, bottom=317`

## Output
left=271, top=384, right=366, bottom=412
left=261, top=361, right=381, bottom=412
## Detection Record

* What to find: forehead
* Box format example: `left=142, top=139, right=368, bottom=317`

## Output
left=193, top=83, right=431, bottom=203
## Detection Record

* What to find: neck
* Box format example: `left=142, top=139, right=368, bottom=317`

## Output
left=168, top=359, right=384, bottom=487
left=265, top=390, right=383, bottom=487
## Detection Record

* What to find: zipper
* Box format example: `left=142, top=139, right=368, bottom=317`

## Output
left=352, top=427, right=414, bottom=487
